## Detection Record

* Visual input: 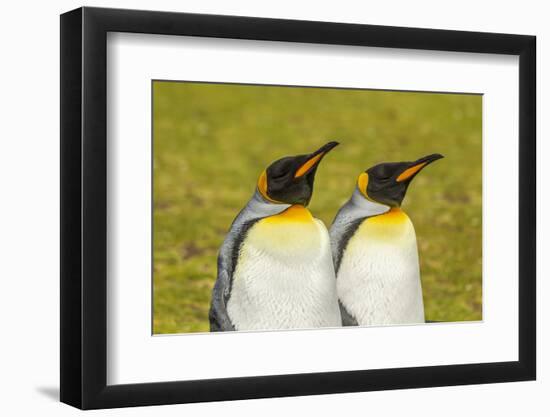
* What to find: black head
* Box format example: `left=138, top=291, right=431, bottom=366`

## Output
left=357, top=153, right=444, bottom=207
left=257, top=141, right=339, bottom=206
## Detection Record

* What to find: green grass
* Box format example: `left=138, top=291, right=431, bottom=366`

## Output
left=153, top=81, right=482, bottom=334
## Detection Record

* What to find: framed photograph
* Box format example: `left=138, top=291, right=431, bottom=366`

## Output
left=60, top=6, right=536, bottom=409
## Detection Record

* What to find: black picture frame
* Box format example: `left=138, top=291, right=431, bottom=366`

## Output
left=60, top=6, right=536, bottom=410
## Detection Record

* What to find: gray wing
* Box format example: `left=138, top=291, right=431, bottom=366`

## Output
left=209, top=191, right=290, bottom=332
left=209, top=243, right=237, bottom=331
left=330, top=204, right=362, bottom=326
left=330, top=204, right=361, bottom=274
left=330, top=190, right=390, bottom=273
left=208, top=217, right=253, bottom=332
left=339, top=301, right=359, bottom=326
left=330, top=191, right=390, bottom=326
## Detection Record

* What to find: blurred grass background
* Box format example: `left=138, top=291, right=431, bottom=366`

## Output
left=153, top=81, right=482, bottom=334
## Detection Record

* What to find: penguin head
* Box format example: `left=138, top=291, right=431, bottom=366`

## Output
left=357, top=153, right=444, bottom=207
left=257, top=141, right=339, bottom=206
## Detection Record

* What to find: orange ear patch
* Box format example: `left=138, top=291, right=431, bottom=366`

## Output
left=257, top=170, right=279, bottom=203
left=357, top=172, right=369, bottom=199
left=294, top=153, right=324, bottom=178
left=396, top=162, right=427, bottom=182
left=257, top=170, right=270, bottom=200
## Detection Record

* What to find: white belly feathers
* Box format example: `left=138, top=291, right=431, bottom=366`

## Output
left=337, top=209, right=425, bottom=325
left=227, top=205, right=342, bottom=331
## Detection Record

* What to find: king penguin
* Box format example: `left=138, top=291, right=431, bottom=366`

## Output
left=209, top=142, right=342, bottom=332
left=330, top=153, right=444, bottom=326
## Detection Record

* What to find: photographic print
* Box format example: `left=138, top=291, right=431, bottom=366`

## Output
left=61, top=9, right=536, bottom=407
left=152, top=81, right=482, bottom=334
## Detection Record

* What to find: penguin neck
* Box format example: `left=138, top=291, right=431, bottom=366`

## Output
left=348, top=188, right=391, bottom=220
left=245, top=190, right=292, bottom=219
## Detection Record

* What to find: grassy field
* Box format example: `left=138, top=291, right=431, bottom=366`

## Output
left=153, top=81, right=482, bottom=334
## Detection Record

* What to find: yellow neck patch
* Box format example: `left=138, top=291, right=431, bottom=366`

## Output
left=357, top=208, right=413, bottom=241
left=367, top=207, right=409, bottom=225
left=247, top=205, right=320, bottom=254
left=262, top=205, right=314, bottom=224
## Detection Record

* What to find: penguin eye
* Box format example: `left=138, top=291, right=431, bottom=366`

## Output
left=271, top=170, right=287, bottom=178
left=268, top=158, right=294, bottom=181
left=375, top=174, right=392, bottom=181
left=371, top=162, right=399, bottom=180
left=371, top=168, right=392, bottom=180
left=270, top=169, right=289, bottom=181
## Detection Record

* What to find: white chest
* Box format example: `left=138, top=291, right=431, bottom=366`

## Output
left=337, top=210, right=425, bottom=326
left=227, top=209, right=341, bottom=331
